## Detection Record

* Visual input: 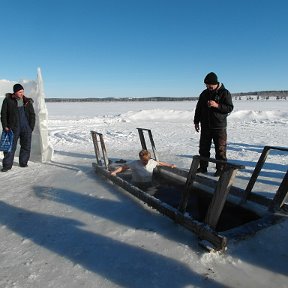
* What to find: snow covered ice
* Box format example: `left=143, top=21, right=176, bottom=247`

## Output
left=0, top=96, right=287, bottom=287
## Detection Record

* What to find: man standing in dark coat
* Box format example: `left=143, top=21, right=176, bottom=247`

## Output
left=1, top=83, right=35, bottom=172
left=194, top=72, right=233, bottom=177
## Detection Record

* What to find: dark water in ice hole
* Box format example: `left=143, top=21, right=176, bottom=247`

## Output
left=119, top=173, right=260, bottom=232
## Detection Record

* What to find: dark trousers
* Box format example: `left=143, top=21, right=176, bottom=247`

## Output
left=2, top=129, right=32, bottom=169
left=199, top=128, right=227, bottom=170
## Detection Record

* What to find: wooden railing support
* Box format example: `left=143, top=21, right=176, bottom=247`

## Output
left=242, top=146, right=288, bottom=208
left=178, top=155, right=244, bottom=230
left=242, top=146, right=271, bottom=201
left=204, top=167, right=239, bottom=229
left=90, top=131, right=109, bottom=169
left=137, top=128, right=159, bottom=161
left=178, top=156, right=200, bottom=213
left=269, top=170, right=288, bottom=212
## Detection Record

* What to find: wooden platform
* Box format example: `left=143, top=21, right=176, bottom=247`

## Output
left=91, top=130, right=288, bottom=251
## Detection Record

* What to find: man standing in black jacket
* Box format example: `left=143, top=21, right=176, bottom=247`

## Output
left=194, top=72, right=233, bottom=177
left=1, top=84, right=35, bottom=172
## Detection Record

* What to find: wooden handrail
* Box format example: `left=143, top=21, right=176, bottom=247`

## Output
left=90, top=131, right=109, bottom=169
left=137, top=128, right=159, bottom=161
left=243, top=146, right=288, bottom=210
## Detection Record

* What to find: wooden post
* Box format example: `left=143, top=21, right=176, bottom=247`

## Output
left=91, top=131, right=109, bottom=169
left=91, top=131, right=102, bottom=166
left=242, top=146, right=271, bottom=202
left=99, top=133, right=109, bottom=169
left=243, top=146, right=288, bottom=204
left=269, top=170, right=288, bottom=212
left=204, top=167, right=239, bottom=229
left=178, top=156, right=200, bottom=213
left=137, top=128, right=147, bottom=150
left=148, top=129, right=159, bottom=161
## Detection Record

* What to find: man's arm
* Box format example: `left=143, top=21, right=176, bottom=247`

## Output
left=1, top=99, right=8, bottom=130
left=157, top=161, right=176, bottom=169
left=217, top=91, right=233, bottom=114
left=194, top=93, right=204, bottom=133
left=110, top=165, right=129, bottom=176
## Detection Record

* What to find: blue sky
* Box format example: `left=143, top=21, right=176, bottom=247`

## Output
left=1, top=0, right=287, bottom=98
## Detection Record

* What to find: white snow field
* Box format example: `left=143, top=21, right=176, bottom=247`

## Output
left=0, top=99, right=287, bottom=288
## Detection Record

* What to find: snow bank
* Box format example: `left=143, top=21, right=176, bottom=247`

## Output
left=230, top=110, right=288, bottom=123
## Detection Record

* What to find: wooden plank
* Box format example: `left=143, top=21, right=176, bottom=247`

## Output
left=195, top=174, right=286, bottom=209
left=163, top=166, right=278, bottom=209
left=243, top=145, right=288, bottom=204
left=178, top=156, right=200, bottom=213
left=148, top=129, right=159, bottom=161
left=197, top=156, right=245, bottom=170
left=242, top=146, right=271, bottom=201
left=99, top=133, right=109, bottom=169
left=159, top=166, right=189, bottom=179
left=137, top=128, right=147, bottom=150
left=222, top=213, right=285, bottom=240
left=205, top=168, right=238, bottom=229
left=90, top=131, right=102, bottom=166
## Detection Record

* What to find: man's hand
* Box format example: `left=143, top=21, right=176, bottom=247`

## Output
left=4, top=127, right=9, bottom=131
left=208, top=100, right=219, bottom=108
left=195, top=123, right=200, bottom=133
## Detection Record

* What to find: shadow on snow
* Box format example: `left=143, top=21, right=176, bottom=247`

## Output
left=0, top=200, right=226, bottom=288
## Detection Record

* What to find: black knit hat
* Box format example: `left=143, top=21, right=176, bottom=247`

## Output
left=204, top=72, right=218, bottom=85
left=13, top=83, right=24, bottom=93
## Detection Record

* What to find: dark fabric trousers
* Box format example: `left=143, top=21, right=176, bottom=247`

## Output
left=2, top=129, right=32, bottom=169
left=199, top=128, right=227, bottom=170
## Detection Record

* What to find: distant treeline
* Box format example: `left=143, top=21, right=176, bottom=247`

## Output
left=45, top=91, right=288, bottom=102
left=233, top=90, right=288, bottom=97
left=233, top=90, right=287, bottom=100
left=45, top=97, right=197, bottom=102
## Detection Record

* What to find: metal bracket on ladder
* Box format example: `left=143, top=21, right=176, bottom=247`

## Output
left=90, top=131, right=109, bottom=169
left=137, top=128, right=159, bottom=161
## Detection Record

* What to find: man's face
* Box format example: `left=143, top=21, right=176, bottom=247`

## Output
left=15, top=89, right=24, bottom=98
left=206, top=84, right=218, bottom=91
left=140, top=156, right=150, bottom=166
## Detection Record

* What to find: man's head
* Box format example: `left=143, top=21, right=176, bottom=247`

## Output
left=139, top=149, right=151, bottom=166
left=204, top=72, right=218, bottom=91
left=13, top=83, right=24, bottom=98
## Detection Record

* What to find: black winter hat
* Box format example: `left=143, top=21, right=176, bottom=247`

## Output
left=13, top=83, right=24, bottom=93
left=204, top=72, right=218, bottom=85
